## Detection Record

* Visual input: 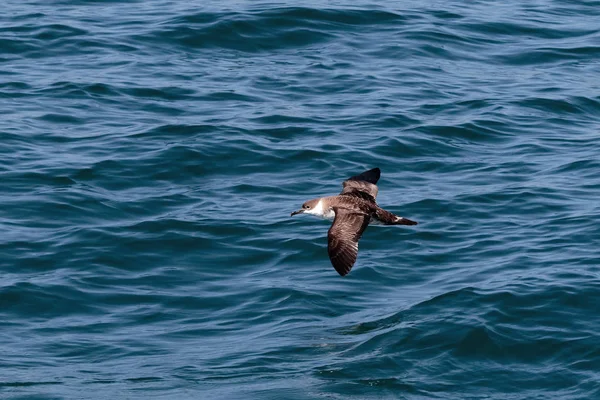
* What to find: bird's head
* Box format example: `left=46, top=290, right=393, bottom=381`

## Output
left=290, top=198, right=321, bottom=216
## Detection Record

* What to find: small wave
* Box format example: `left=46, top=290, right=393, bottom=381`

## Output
left=498, top=45, right=600, bottom=65
left=144, top=8, right=404, bottom=52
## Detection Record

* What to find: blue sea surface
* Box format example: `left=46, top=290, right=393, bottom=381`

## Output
left=2, top=0, right=600, bottom=398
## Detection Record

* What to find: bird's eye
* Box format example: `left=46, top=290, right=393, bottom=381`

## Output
left=304, top=205, right=310, bottom=209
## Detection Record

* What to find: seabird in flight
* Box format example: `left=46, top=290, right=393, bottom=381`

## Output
left=291, top=167, right=417, bottom=276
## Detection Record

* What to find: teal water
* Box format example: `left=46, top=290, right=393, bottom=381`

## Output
left=2, top=1, right=600, bottom=398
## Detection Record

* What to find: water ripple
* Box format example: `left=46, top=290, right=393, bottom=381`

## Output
left=2, top=1, right=600, bottom=398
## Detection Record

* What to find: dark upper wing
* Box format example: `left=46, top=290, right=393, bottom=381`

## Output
left=347, top=167, right=380, bottom=184
left=340, top=167, right=380, bottom=201
left=327, top=208, right=370, bottom=276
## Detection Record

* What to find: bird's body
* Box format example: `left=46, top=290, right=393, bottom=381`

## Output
left=291, top=167, right=417, bottom=276
left=301, top=195, right=409, bottom=224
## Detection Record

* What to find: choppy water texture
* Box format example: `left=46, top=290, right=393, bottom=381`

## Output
left=2, top=0, right=600, bottom=398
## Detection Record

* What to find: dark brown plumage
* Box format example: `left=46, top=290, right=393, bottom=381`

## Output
left=327, top=208, right=370, bottom=276
left=291, top=167, right=418, bottom=276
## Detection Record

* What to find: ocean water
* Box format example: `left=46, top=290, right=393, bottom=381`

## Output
left=2, top=0, right=600, bottom=398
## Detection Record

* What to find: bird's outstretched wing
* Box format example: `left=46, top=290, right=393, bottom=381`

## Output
left=327, top=208, right=370, bottom=276
left=340, top=167, right=380, bottom=202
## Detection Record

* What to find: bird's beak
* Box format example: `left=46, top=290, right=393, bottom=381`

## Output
left=290, top=209, right=304, bottom=217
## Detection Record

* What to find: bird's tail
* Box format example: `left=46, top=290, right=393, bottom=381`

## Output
left=375, top=208, right=418, bottom=226
left=392, top=216, right=418, bottom=226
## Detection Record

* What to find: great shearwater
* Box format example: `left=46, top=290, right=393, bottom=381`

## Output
left=291, top=167, right=417, bottom=276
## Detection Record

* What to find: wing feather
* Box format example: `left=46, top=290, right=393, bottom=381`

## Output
left=327, top=208, right=370, bottom=276
left=340, top=167, right=380, bottom=201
